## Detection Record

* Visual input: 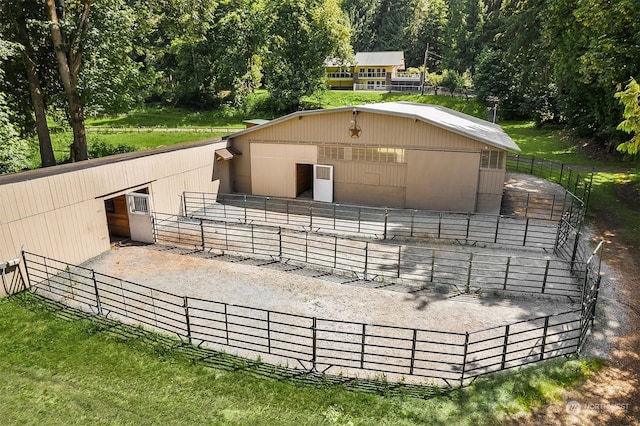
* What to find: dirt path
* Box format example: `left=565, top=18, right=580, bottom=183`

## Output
left=514, top=177, right=640, bottom=425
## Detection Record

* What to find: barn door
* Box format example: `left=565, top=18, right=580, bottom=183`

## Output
left=313, top=164, right=333, bottom=203
left=126, top=193, right=154, bottom=243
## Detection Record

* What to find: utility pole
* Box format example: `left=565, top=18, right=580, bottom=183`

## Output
left=421, top=43, right=429, bottom=96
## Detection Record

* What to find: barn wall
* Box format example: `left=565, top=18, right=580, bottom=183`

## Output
left=0, top=141, right=225, bottom=296
left=477, top=169, right=506, bottom=214
left=227, top=109, right=512, bottom=212
left=250, top=144, right=317, bottom=198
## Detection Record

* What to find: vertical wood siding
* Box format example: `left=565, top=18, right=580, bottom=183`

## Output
left=0, top=141, right=226, bottom=293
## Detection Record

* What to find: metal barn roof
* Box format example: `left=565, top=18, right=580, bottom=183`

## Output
left=226, top=102, right=520, bottom=152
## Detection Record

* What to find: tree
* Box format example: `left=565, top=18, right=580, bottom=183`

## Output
left=44, top=0, right=91, bottom=162
left=262, top=0, right=351, bottom=112
left=0, top=40, right=30, bottom=174
left=441, top=69, right=461, bottom=96
left=2, top=1, right=56, bottom=167
left=615, top=78, right=640, bottom=155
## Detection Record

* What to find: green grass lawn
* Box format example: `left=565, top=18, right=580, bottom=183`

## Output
left=0, top=293, right=602, bottom=426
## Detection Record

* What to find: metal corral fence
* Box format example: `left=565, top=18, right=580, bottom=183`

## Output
left=20, top=246, right=602, bottom=387
left=506, top=154, right=593, bottom=204
left=183, top=192, right=562, bottom=251
left=153, top=213, right=585, bottom=297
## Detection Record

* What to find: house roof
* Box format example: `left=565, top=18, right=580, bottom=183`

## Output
left=225, top=102, right=521, bottom=152
left=354, top=51, right=404, bottom=67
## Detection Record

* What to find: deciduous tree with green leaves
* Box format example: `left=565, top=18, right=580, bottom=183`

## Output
left=262, top=0, right=351, bottom=112
left=0, top=40, right=30, bottom=174
left=615, top=78, right=640, bottom=155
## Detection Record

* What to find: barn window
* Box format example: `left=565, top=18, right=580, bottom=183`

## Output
left=481, top=150, right=504, bottom=169
left=319, top=145, right=406, bottom=164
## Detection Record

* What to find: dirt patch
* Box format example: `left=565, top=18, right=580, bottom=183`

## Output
left=615, top=181, right=640, bottom=211
left=511, top=182, right=640, bottom=425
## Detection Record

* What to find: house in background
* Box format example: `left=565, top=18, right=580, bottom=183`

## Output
left=325, top=51, right=422, bottom=92
left=218, top=101, right=520, bottom=214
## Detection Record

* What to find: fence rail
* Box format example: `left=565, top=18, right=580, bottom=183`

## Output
left=183, top=192, right=564, bottom=251
left=154, top=213, right=584, bottom=297
left=506, top=154, right=593, bottom=204
left=21, top=249, right=600, bottom=386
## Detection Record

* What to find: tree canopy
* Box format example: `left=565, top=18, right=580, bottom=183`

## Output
left=1, top=0, right=639, bottom=167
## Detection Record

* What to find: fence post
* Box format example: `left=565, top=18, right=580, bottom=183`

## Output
left=410, top=329, right=417, bottom=375
left=430, top=249, right=436, bottom=282
left=243, top=194, right=247, bottom=223
left=397, top=246, right=402, bottom=278
left=309, top=206, right=313, bottom=230
left=224, top=303, right=230, bottom=345
left=494, top=215, right=500, bottom=244
left=251, top=224, right=255, bottom=254
left=311, top=317, right=317, bottom=372
left=358, top=208, right=361, bottom=233
left=523, top=218, right=530, bottom=247
left=559, top=163, right=564, bottom=185
left=264, top=197, right=268, bottom=222
left=466, top=253, right=473, bottom=293
left=438, top=211, right=442, bottom=239
left=363, top=242, right=369, bottom=280
left=278, top=227, right=283, bottom=260
left=183, top=191, right=188, bottom=216
left=334, top=236, right=338, bottom=269
left=530, top=156, right=535, bottom=174
left=286, top=200, right=290, bottom=225
left=541, top=259, right=550, bottom=294
left=460, top=332, right=469, bottom=386
left=571, top=231, right=581, bottom=267
left=383, top=209, right=388, bottom=240
left=463, top=213, right=470, bottom=241
left=200, top=219, right=205, bottom=250
left=540, top=316, right=550, bottom=360
left=202, top=192, right=206, bottom=217
left=360, top=324, right=366, bottom=369
left=183, top=296, right=192, bottom=344
left=267, top=311, right=272, bottom=354
left=501, top=325, right=510, bottom=370
left=92, top=271, right=103, bottom=315
left=410, top=210, right=415, bottom=237
left=224, top=221, right=229, bottom=251
left=20, top=250, right=32, bottom=290
left=503, top=257, right=511, bottom=290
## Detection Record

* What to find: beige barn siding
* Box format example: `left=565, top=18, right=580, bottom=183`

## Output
left=228, top=137, right=252, bottom=193
left=0, top=141, right=225, bottom=296
left=476, top=169, right=506, bottom=214
left=250, top=143, right=317, bottom=198
left=331, top=162, right=407, bottom=187
left=242, top=111, right=484, bottom=151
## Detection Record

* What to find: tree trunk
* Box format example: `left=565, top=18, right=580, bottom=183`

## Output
left=23, top=53, right=57, bottom=167
left=10, top=4, right=56, bottom=167
left=44, top=0, right=89, bottom=162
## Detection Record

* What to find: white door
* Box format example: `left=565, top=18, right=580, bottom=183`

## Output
left=313, top=164, right=333, bottom=203
left=126, top=193, right=154, bottom=243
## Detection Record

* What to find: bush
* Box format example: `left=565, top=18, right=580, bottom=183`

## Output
left=88, top=139, right=136, bottom=159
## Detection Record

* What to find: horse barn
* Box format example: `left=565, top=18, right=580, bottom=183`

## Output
left=0, top=139, right=224, bottom=281
left=217, top=102, right=520, bottom=214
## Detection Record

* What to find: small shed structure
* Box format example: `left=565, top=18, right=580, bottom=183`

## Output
left=219, top=102, right=520, bottom=213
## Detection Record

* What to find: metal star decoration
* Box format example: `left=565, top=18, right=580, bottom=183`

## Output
left=349, top=124, right=361, bottom=138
